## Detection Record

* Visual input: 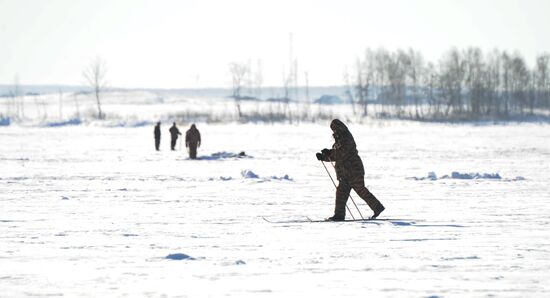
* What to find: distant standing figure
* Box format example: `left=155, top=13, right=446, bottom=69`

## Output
left=185, top=124, right=201, bottom=159
left=169, top=122, right=182, bottom=151
left=154, top=122, right=161, bottom=151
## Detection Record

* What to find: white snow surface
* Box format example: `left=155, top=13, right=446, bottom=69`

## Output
left=1, top=122, right=550, bottom=297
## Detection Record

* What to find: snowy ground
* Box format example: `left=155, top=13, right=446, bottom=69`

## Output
left=1, top=121, right=550, bottom=297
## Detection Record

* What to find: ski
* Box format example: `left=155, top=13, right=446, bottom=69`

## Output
left=262, top=216, right=401, bottom=224
left=262, top=217, right=311, bottom=224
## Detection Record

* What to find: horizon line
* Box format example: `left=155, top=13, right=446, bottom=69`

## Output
left=0, top=83, right=348, bottom=91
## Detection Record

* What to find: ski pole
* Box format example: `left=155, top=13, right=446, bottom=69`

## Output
left=329, top=161, right=365, bottom=220
left=320, top=160, right=355, bottom=220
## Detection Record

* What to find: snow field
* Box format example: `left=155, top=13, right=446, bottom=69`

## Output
left=1, top=122, right=550, bottom=297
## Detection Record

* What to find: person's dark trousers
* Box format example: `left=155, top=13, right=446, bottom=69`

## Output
left=171, top=137, right=177, bottom=150
left=334, top=177, right=384, bottom=218
left=155, top=138, right=160, bottom=151
left=189, top=144, right=197, bottom=159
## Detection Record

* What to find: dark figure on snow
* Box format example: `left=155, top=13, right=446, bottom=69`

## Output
left=169, top=122, right=182, bottom=151
left=185, top=124, right=201, bottom=159
left=154, top=122, right=161, bottom=151
left=316, top=119, right=385, bottom=221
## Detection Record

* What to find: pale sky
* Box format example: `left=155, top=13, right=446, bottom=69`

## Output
left=1, top=0, right=549, bottom=89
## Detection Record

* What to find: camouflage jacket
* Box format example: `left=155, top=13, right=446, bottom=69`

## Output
left=321, top=119, right=365, bottom=181
left=185, top=125, right=201, bottom=146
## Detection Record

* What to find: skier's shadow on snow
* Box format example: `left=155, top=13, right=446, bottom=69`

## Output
left=363, top=220, right=466, bottom=228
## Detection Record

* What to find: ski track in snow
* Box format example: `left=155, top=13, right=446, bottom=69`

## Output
left=1, top=123, right=550, bottom=297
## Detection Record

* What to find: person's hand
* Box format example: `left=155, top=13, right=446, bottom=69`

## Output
left=321, top=148, right=330, bottom=156
left=316, top=152, right=323, bottom=161
left=198, top=142, right=201, bottom=148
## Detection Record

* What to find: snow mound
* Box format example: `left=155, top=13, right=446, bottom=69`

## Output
left=207, top=172, right=292, bottom=182
left=241, top=170, right=259, bottom=179
left=241, top=170, right=293, bottom=181
left=409, top=171, right=525, bottom=181
left=199, top=151, right=252, bottom=160
left=165, top=253, right=195, bottom=260
left=449, top=172, right=501, bottom=179
left=0, top=117, right=10, bottom=126
left=45, top=118, right=81, bottom=127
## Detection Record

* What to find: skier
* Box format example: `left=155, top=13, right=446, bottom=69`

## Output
left=185, top=124, right=201, bottom=159
left=169, top=122, right=182, bottom=151
left=154, top=122, right=161, bottom=151
left=316, top=119, right=385, bottom=221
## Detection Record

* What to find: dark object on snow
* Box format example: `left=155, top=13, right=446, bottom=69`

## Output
left=185, top=124, right=201, bottom=159
left=165, top=253, right=195, bottom=260
left=197, top=151, right=252, bottom=160
left=154, top=122, right=161, bottom=151
left=169, top=122, right=182, bottom=151
left=317, top=119, right=385, bottom=219
left=211, top=151, right=248, bottom=159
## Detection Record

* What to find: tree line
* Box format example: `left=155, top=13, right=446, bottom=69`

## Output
left=351, top=47, right=550, bottom=120
left=3, top=49, right=550, bottom=124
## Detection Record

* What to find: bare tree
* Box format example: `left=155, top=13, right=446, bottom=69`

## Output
left=304, top=70, right=310, bottom=118
left=228, top=62, right=249, bottom=119
left=423, top=62, right=439, bottom=116
left=485, top=50, right=502, bottom=117
left=385, top=49, right=408, bottom=116
left=510, top=53, right=529, bottom=115
left=439, top=48, right=466, bottom=116
left=343, top=66, right=356, bottom=115
left=58, top=89, right=63, bottom=120
left=254, top=59, right=264, bottom=99
left=83, top=57, right=107, bottom=119
left=282, top=65, right=292, bottom=119
left=10, top=75, right=23, bottom=119
left=373, top=48, right=390, bottom=115
left=535, top=54, right=550, bottom=111
left=463, top=47, right=484, bottom=116
left=355, top=48, right=375, bottom=117
left=73, top=92, right=81, bottom=119
left=407, top=48, right=425, bottom=119
left=501, top=51, right=512, bottom=116
left=32, top=94, right=41, bottom=119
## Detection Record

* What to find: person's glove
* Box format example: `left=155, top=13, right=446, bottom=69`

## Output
left=316, top=152, right=323, bottom=161
left=321, top=148, right=331, bottom=156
